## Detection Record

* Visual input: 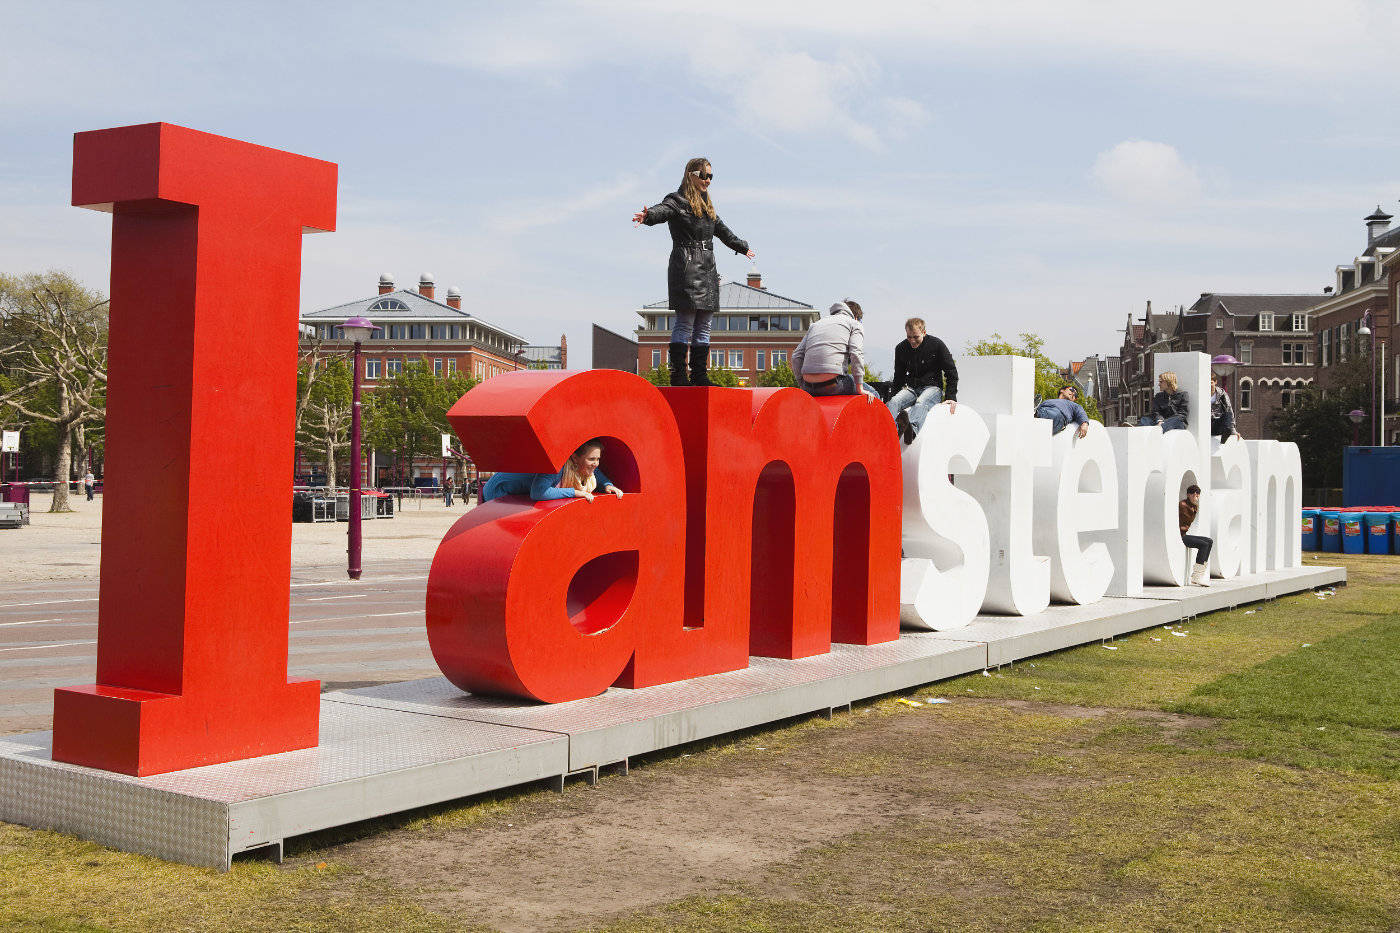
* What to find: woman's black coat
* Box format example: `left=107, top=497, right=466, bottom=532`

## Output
left=642, top=190, right=749, bottom=313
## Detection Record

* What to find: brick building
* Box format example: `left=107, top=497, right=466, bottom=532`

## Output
left=634, top=272, right=817, bottom=385
left=1064, top=354, right=1122, bottom=423
left=299, top=273, right=564, bottom=486
left=1115, top=302, right=1181, bottom=426
left=1307, top=206, right=1397, bottom=445
left=301, top=273, right=531, bottom=383
left=1114, top=293, right=1320, bottom=438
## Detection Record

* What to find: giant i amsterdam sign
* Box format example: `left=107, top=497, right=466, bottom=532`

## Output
left=51, top=124, right=1302, bottom=777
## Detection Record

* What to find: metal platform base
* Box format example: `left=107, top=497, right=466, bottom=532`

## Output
left=0, top=565, right=1346, bottom=869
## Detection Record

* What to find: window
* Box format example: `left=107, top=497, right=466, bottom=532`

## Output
left=1215, top=318, right=1224, bottom=329
left=409, top=324, right=425, bottom=340
left=1339, top=323, right=1350, bottom=361
left=755, top=350, right=767, bottom=371
left=1258, top=313, right=1273, bottom=331
left=710, top=349, right=723, bottom=368
left=431, top=325, right=447, bottom=340
left=476, top=363, right=485, bottom=378
left=1239, top=379, right=1252, bottom=411
left=1292, top=313, right=1307, bottom=332
left=1280, top=389, right=1293, bottom=409
left=728, top=349, right=744, bottom=369
left=449, top=325, right=460, bottom=339
left=1320, top=332, right=1329, bottom=367
left=387, top=324, right=405, bottom=340
left=712, top=316, right=729, bottom=332
left=651, top=348, right=661, bottom=369
left=1239, top=341, right=1253, bottom=364
left=772, top=350, right=788, bottom=367
left=386, top=359, right=403, bottom=376
left=364, top=359, right=381, bottom=379
left=747, top=315, right=768, bottom=332
left=1283, top=342, right=1305, bottom=365
left=446, top=359, right=456, bottom=374
left=367, top=297, right=410, bottom=314
left=433, top=359, right=444, bottom=377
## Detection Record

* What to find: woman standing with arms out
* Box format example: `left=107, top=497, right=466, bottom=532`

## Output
left=633, top=158, right=756, bottom=387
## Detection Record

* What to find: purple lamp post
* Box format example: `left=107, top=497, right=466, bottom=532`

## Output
left=1347, top=408, right=1365, bottom=447
left=341, top=315, right=379, bottom=580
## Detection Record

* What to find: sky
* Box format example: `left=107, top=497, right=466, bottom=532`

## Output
left=4, top=1, right=1399, bottom=375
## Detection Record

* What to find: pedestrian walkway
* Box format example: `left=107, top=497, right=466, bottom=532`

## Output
left=0, top=558, right=442, bottom=735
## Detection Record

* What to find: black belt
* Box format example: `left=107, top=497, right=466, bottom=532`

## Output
left=675, top=240, right=713, bottom=250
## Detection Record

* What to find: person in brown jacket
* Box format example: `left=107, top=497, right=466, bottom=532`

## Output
left=1179, top=484, right=1212, bottom=587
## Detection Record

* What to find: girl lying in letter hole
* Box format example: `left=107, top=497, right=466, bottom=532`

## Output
left=479, top=439, right=625, bottom=503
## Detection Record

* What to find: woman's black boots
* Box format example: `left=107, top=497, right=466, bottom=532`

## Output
left=689, top=345, right=712, bottom=387
left=668, top=342, right=690, bottom=387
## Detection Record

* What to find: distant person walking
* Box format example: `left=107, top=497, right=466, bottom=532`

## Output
left=83, top=471, right=95, bottom=502
left=633, top=157, right=755, bottom=387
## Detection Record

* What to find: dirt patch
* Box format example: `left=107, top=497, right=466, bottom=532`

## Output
left=307, top=700, right=1182, bottom=932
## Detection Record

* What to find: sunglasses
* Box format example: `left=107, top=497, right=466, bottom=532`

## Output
left=691, top=171, right=714, bottom=181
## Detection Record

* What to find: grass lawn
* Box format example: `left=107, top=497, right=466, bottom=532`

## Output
left=2, top=554, right=1397, bottom=932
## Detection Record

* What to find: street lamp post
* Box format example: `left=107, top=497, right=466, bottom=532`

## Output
left=1357, top=311, right=1376, bottom=445
left=1347, top=408, right=1365, bottom=448
left=341, top=316, right=379, bottom=580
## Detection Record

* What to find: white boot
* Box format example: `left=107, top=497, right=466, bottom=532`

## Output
left=1190, top=563, right=1210, bottom=587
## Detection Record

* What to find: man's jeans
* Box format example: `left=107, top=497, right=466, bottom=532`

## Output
left=887, top=385, right=943, bottom=431
left=1138, top=415, right=1187, bottom=432
left=1035, top=402, right=1070, bottom=434
left=801, top=375, right=858, bottom=397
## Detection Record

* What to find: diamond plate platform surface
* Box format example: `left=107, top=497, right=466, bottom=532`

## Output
left=329, top=634, right=986, bottom=734
left=0, top=699, right=568, bottom=869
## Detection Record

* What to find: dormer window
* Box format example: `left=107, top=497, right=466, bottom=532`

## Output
left=1292, top=313, right=1306, bottom=332
left=1258, top=312, right=1274, bottom=331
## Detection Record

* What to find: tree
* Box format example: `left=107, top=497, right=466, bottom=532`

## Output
left=965, top=331, right=1102, bottom=423
left=365, top=362, right=477, bottom=482
left=296, top=356, right=353, bottom=488
left=757, top=362, right=797, bottom=388
left=1269, top=354, right=1371, bottom=489
left=0, top=272, right=108, bottom=512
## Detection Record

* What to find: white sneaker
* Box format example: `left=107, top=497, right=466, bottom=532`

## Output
left=1190, top=564, right=1210, bottom=587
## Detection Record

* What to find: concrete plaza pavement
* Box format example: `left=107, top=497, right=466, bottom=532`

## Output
left=0, top=493, right=471, bottom=735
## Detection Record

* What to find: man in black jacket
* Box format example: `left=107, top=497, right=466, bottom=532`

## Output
left=888, top=317, right=958, bottom=444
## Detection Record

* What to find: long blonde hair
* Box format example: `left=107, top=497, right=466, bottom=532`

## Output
left=679, top=157, right=717, bottom=220
left=1159, top=371, right=1179, bottom=393
left=560, top=439, right=604, bottom=490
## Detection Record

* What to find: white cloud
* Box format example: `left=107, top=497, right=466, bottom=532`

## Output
left=1092, top=141, right=1202, bottom=206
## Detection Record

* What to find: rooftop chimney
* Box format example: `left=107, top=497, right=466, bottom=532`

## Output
left=747, top=270, right=764, bottom=289
left=1365, top=205, right=1393, bottom=245
left=378, top=273, right=395, bottom=295
left=446, top=286, right=461, bottom=310
left=419, top=272, right=435, bottom=300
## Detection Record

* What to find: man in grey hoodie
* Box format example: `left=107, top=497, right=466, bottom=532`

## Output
left=791, top=300, right=869, bottom=397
